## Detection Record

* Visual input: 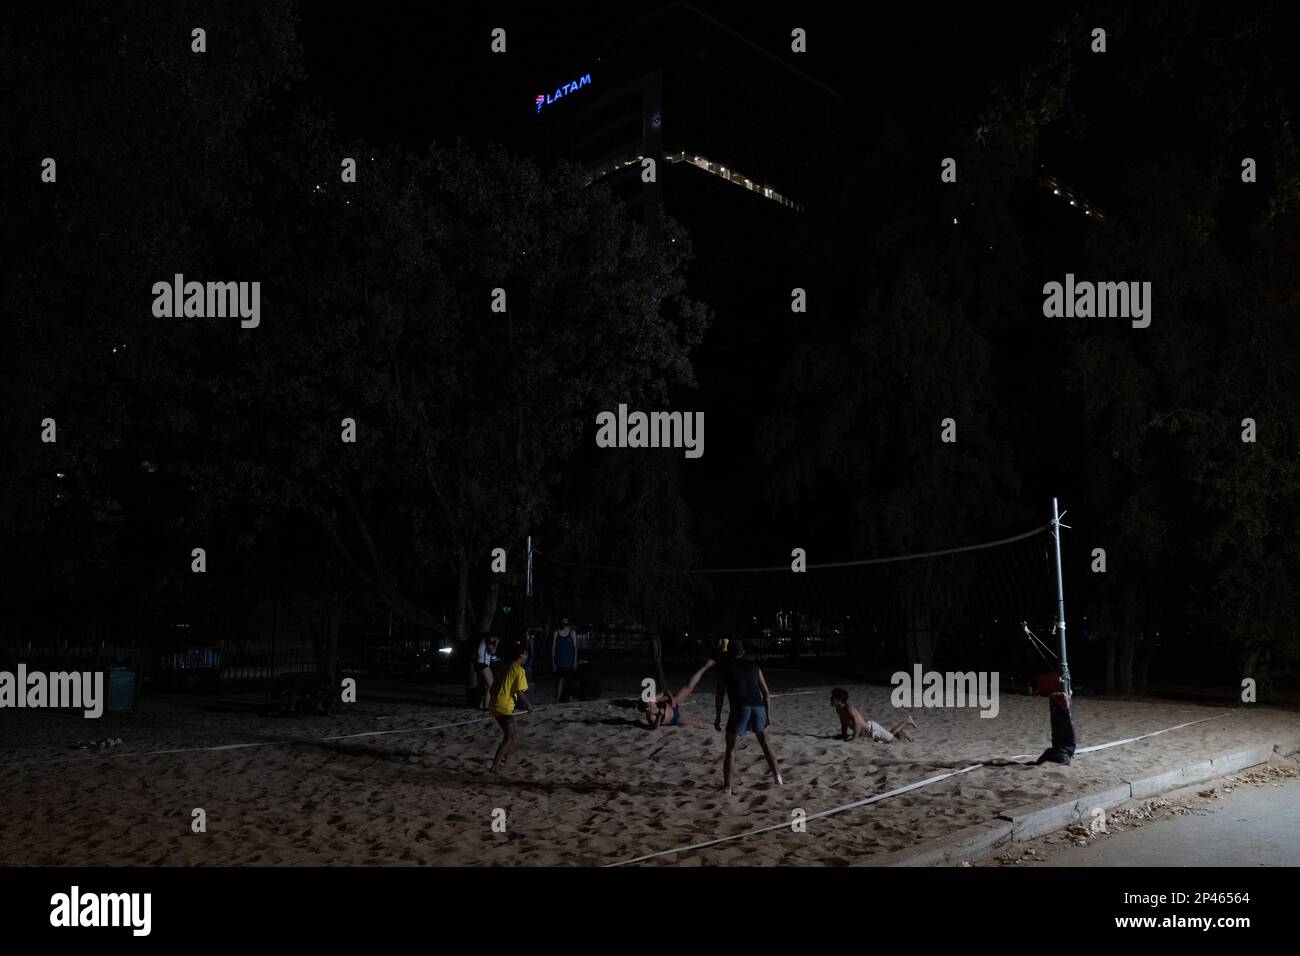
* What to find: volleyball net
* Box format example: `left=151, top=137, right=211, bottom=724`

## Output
left=527, top=524, right=1061, bottom=683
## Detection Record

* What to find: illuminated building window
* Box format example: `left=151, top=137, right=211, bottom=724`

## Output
left=588, top=150, right=803, bottom=211
left=1040, top=173, right=1103, bottom=220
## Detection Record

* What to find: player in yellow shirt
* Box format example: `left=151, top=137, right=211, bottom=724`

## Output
left=490, top=642, right=534, bottom=774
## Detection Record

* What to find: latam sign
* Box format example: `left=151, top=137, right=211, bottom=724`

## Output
left=536, top=73, right=592, bottom=113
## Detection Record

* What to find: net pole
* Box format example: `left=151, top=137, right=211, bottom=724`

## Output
left=526, top=534, right=534, bottom=598
left=1050, top=497, right=1072, bottom=696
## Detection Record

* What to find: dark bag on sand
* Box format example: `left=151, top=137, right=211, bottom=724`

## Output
left=1036, top=693, right=1077, bottom=765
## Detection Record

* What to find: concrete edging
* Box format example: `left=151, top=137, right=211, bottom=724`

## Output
left=863, top=820, right=1012, bottom=867
left=1000, top=783, right=1134, bottom=843
left=873, top=736, right=1291, bottom=867
left=1275, top=733, right=1300, bottom=757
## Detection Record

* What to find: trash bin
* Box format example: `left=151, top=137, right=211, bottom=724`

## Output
left=108, top=667, right=136, bottom=713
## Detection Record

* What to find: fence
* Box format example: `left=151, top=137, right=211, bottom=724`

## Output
left=0, top=597, right=447, bottom=686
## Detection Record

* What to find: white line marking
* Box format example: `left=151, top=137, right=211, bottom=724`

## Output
left=1006, top=713, right=1229, bottom=761
left=608, top=765, right=986, bottom=867
left=604, top=712, right=1234, bottom=866
left=20, top=705, right=567, bottom=767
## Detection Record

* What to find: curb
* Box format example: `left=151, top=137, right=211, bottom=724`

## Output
left=1000, top=783, right=1134, bottom=842
left=862, top=821, right=1013, bottom=867
left=872, top=735, right=1296, bottom=867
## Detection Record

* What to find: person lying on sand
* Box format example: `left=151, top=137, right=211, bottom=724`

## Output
left=639, top=659, right=715, bottom=729
left=830, top=688, right=916, bottom=742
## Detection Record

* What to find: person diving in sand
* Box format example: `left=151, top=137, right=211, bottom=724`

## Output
left=639, top=659, right=715, bottom=729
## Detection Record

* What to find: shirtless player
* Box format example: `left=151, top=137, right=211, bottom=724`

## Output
left=830, top=687, right=916, bottom=742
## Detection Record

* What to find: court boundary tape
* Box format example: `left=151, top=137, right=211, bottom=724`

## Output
left=604, top=712, right=1232, bottom=867
left=607, top=764, right=988, bottom=867
left=10, top=688, right=821, bottom=769
left=23, top=706, right=561, bottom=767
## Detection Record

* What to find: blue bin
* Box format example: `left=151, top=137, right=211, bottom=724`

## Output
left=108, top=667, right=136, bottom=712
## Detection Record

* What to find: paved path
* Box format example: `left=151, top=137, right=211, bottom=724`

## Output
left=1031, top=775, right=1300, bottom=866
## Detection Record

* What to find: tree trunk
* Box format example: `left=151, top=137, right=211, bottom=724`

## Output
left=1241, top=648, right=1263, bottom=701
left=1116, top=636, right=1135, bottom=695
left=1135, top=634, right=1157, bottom=695
left=454, top=558, right=470, bottom=646
left=907, top=600, right=937, bottom=670
left=648, top=634, right=668, bottom=696
left=325, top=594, right=342, bottom=685
left=478, top=579, right=500, bottom=637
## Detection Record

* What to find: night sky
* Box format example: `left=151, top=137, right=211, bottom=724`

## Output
left=3, top=0, right=1300, bottom=696
left=297, top=4, right=1059, bottom=148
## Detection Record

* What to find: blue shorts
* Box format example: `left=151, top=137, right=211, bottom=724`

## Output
left=727, top=705, right=768, bottom=736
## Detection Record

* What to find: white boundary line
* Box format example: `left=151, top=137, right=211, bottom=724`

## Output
left=608, top=765, right=987, bottom=867
left=18, top=706, right=556, bottom=768
left=604, top=712, right=1233, bottom=866
left=9, top=692, right=1231, bottom=779
left=90, top=689, right=822, bottom=761
left=16, top=686, right=809, bottom=768
left=1007, top=713, right=1230, bottom=761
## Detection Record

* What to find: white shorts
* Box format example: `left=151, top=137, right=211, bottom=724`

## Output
left=866, top=720, right=894, bottom=742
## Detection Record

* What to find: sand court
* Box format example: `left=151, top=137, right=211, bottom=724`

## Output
left=2, top=678, right=1297, bottom=867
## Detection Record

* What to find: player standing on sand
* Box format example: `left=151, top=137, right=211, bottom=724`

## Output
left=474, top=635, right=499, bottom=710
left=713, top=640, right=782, bottom=794
left=552, top=618, right=578, bottom=703
left=490, top=642, right=534, bottom=774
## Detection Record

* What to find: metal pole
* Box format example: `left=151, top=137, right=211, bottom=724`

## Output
left=1051, top=497, right=1072, bottom=696
left=524, top=535, right=535, bottom=653
left=526, top=535, right=534, bottom=598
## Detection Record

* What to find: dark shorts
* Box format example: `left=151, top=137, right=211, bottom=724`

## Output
left=555, top=667, right=574, bottom=678
left=494, top=714, right=514, bottom=730
left=727, top=705, right=768, bottom=737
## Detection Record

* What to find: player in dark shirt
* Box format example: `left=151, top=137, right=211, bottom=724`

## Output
left=713, top=640, right=783, bottom=794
